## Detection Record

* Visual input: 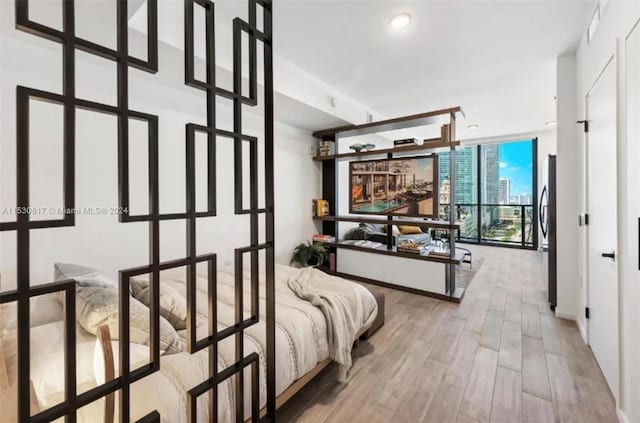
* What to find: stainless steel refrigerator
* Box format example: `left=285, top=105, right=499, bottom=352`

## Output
left=540, top=155, right=557, bottom=310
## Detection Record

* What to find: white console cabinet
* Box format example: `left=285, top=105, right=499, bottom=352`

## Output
left=337, top=248, right=447, bottom=295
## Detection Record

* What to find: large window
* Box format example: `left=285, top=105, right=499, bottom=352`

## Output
left=438, top=139, right=536, bottom=248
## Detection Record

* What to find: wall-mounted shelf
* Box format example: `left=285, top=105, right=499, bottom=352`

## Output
left=313, top=140, right=460, bottom=161
left=312, top=106, right=464, bottom=139
left=313, top=215, right=460, bottom=230
left=323, top=241, right=465, bottom=265
left=314, top=106, right=464, bottom=300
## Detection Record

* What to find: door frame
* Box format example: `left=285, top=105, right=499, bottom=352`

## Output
left=584, top=53, right=620, bottom=401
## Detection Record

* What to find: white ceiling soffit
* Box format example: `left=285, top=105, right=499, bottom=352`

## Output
left=128, top=1, right=376, bottom=132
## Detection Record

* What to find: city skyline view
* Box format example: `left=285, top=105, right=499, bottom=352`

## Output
left=438, top=139, right=535, bottom=247
left=438, top=139, right=534, bottom=205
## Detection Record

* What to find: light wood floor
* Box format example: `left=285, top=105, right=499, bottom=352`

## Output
left=278, top=245, right=618, bottom=423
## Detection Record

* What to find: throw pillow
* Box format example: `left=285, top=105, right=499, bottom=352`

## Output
left=130, top=277, right=188, bottom=330
left=398, top=225, right=423, bottom=234
left=54, top=263, right=116, bottom=289
left=74, top=287, right=184, bottom=354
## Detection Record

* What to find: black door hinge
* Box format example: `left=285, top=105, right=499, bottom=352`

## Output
left=585, top=307, right=590, bottom=319
left=577, top=120, right=589, bottom=133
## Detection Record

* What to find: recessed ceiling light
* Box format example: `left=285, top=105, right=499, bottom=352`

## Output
left=467, top=124, right=479, bottom=130
left=545, top=121, right=557, bottom=126
left=389, top=13, right=411, bottom=29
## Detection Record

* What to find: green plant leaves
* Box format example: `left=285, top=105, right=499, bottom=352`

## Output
left=290, top=241, right=328, bottom=267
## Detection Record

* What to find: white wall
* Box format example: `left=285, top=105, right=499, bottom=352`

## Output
left=565, top=1, right=640, bottom=421
left=555, top=54, right=581, bottom=324
left=0, top=12, right=320, bottom=289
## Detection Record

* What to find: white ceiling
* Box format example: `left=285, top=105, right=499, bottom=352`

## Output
left=17, top=0, right=595, bottom=139
left=215, top=0, right=595, bottom=139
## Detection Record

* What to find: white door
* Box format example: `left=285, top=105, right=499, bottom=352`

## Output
left=624, top=22, right=640, bottom=423
left=586, top=57, right=619, bottom=399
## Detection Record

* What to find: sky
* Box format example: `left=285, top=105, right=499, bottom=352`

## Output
left=498, top=139, right=533, bottom=196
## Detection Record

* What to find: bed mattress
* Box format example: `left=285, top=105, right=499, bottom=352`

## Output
left=1, top=264, right=378, bottom=422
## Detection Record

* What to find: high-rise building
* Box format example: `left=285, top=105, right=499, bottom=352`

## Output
left=499, top=178, right=511, bottom=205
left=518, top=193, right=533, bottom=205
left=438, top=147, right=477, bottom=205
left=481, top=145, right=500, bottom=224
left=481, top=145, right=500, bottom=204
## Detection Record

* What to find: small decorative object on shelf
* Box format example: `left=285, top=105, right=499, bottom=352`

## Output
left=440, top=123, right=452, bottom=142
left=312, top=234, right=335, bottom=243
left=349, top=143, right=365, bottom=152
left=397, top=240, right=426, bottom=254
left=290, top=241, right=329, bottom=267
left=350, top=240, right=384, bottom=249
left=318, top=140, right=334, bottom=156
left=429, top=240, right=451, bottom=258
left=312, top=199, right=330, bottom=217
left=394, top=138, right=418, bottom=147
left=363, top=143, right=376, bottom=151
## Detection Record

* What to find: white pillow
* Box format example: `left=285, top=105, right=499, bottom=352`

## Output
left=1, top=321, right=156, bottom=409
left=0, top=294, right=63, bottom=333
left=1, top=321, right=98, bottom=407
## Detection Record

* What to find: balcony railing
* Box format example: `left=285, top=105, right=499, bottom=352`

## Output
left=438, top=203, right=536, bottom=249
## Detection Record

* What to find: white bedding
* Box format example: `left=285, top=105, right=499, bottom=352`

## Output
left=1, top=264, right=378, bottom=422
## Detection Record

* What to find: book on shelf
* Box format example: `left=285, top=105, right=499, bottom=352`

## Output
left=312, top=199, right=330, bottom=217
left=440, top=124, right=451, bottom=143
left=393, top=138, right=418, bottom=147
left=317, top=140, right=335, bottom=156
left=312, top=234, right=335, bottom=243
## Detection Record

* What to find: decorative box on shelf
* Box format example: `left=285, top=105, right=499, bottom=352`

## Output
left=397, top=240, right=426, bottom=255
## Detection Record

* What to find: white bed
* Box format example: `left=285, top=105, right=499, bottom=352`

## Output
left=0, top=264, right=378, bottom=422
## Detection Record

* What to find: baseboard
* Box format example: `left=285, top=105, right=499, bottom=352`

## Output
left=555, top=310, right=588, bottom=343
left=617, top=408, right=629, bottom=423
left=576, top=317, right=588, bottom=343
left=554, top=309, right=576, bottom=321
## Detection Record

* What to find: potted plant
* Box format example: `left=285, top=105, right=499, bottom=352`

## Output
left=290, top=241, right=329, bottom=268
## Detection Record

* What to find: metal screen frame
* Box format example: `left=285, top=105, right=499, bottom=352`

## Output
left=0, top=0, right=276, bottom=421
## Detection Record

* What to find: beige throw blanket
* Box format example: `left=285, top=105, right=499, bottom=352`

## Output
left=288, top=267, right=377, bottom=381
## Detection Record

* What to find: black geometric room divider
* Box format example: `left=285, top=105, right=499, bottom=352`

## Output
left=0, top=0, right=276, bottom=421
